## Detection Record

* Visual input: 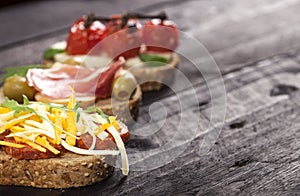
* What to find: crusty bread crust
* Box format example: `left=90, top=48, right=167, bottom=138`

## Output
left=125, top=53, right=179, bottom=92
left=95, top=86, right=142, bottom=123
left=43, top=59, right=54, bottom=66
left=0, top=151, right=114, bottom=189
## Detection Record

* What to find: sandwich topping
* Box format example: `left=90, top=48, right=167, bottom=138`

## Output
left=26, top=58, right=124, bottom=100
left=0, top=91, right=129, bottom=175
left=2, top=58, right=138, bottom=104
left=43, top=12, right=179, bottom=68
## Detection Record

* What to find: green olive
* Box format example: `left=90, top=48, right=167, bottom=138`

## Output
left=113, top=71, right=137, bottom=101
left=3, top=75, right=36, bottom=103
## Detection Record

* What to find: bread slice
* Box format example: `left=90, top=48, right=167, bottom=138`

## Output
left=0, top=93, right=126, bottom=189
left=124, top=53, right=179, bottom=92
left=94, top=87, right=142, bottom=123
left=0, top=151, right=114, bottom=189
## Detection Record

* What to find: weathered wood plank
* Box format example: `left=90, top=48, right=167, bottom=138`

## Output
left=1, top=50, right=299, bottom=196
left=1, top=0, right=300, bottom=195
left=97, top=55, right=300, bottom=195
left=124, top=53, right=300, bottom=169
left=0, top=0, right=183, bottom=48
left=154, top=0, right=300, bottom=66
left=139, top=54, right=299, bottom=122
left=115, top=55, right=300, bottom=195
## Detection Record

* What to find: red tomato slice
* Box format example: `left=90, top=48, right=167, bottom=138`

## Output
left=66, top=16, right=106, bottom=55
left=102, top=18, right=142, bottom=59
left=142, top=19, right=179, bottom=52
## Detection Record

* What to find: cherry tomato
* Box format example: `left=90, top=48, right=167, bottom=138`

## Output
left=103, top=14, right=122, bottom=35
left=66, top=16, right=106, bottom=55
left=142, top=19, right=179, bottom=52
left=103, top=17, right=142, bottom=59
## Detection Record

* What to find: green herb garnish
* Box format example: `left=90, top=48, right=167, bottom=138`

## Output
left=74, top=102, right=82, bottom=122
left=1, top=97, right=34, bottom=116
left=31, top=101, right=71, bottom=113
left=1, top=96, right=111, bottom=125
left=0, top=64, right=43, bottom=83
left=43, top=48, right=65, bottom=60
left=139, top=53, right=168, bottom=67
left=22, top=95, right=30, bottom=105
left=0, top=97, right=72, bottom=135
left=84, top=106, right=110, bottom=123
left=96, top=108, right=110, bottom=123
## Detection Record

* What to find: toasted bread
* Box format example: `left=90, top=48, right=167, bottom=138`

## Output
left=94, top=87, right=142, bottom=122
left=0, top=89, right=134, bottom=189
left=0, top=150, right=114, bottom=188
left=125, top=53, right=179, bottom=92
left=0, top=94, right=124, bottom=189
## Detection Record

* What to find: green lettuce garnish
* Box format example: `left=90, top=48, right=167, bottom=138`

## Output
left=0, top=97, right=34, bottom=116
left=1, top=96, right=110, bottom=125
left=43, top=48, right=65, bottom=60
left=0, top=64, right=43, bottom=83
left=139, top=53, right=168, bottom=67
left=84, top=106, right=110, bottom=123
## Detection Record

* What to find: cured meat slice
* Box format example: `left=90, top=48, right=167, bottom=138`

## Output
left=77, top=121, right=130, bottom=150
left=26, top=58, right=124, bottom=99
left=0, top=132, right=65, bottom=160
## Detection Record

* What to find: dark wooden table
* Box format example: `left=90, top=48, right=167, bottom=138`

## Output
left=1, top=0, right=300, bottom=195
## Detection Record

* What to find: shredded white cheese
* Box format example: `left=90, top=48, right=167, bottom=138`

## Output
left=0, top=95, right=129, bottom=175
left=61, top=140, right=119, bottom=156
left=97, top=116, right=129, bottom=175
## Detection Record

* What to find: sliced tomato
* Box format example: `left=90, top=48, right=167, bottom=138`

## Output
left=102, top=18, right=142, bottom=59
left=66, top=16, right=106, bottom=55
left=142, top=19, right=179, bottom=52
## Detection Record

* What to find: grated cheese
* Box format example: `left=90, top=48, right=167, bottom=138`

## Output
left=0, top=94, right=129, bottom=175
left=97, top=116, right=129, bottom=175
left=0, top=140, right=25, bottom=148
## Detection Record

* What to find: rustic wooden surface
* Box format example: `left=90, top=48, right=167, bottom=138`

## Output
left=1, top=0, right=300, bottom=195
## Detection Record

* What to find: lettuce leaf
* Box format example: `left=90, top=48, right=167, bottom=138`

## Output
left=139, top=54, right=168, bottom=67
left=43, top=48, right=65, bottom=60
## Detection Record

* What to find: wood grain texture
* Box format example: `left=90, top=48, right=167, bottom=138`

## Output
left=0, top=47, right=299, bottom=196
left=104, top=52, right=300, bottom=196
left=1, top=0, right=300, bottom=195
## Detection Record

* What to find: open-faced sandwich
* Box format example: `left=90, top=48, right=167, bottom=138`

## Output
left=43, top=11, right=180, bottom=92
left=0, top=91, right=129, bottom=188
left=1, top=58, right=141, bottom=123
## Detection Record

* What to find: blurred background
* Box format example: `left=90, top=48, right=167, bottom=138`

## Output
left=1, top=0, right=300, bottom=71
